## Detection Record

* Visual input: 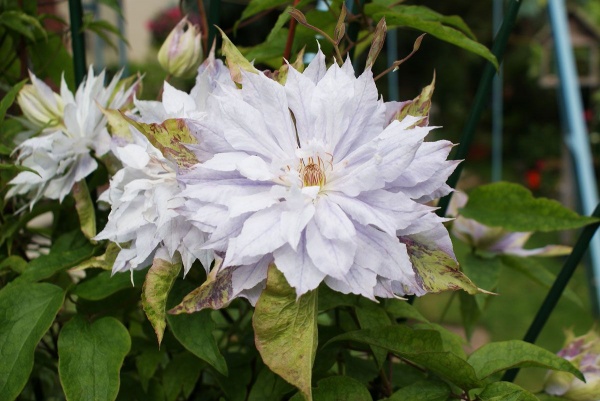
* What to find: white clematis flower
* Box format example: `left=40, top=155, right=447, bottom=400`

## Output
left=8, top=67, right=139, bottom=209
left=95, top=54, right=231, bottom=276
left=179, top=52, right=459, bottom=301
left=94, top=131, right=212, bottom=275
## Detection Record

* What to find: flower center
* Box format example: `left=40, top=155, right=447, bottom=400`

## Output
left=300, top=156, right=326, bottom=187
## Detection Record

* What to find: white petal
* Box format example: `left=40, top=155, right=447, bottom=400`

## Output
left=305, top=218, right=356, bottom=280
left=224, top=205, right=287, bottom=266
left=273, top=236, right=326, bottom=297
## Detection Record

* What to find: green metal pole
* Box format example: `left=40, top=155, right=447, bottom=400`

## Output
left=502, top=203, right=600, bottom=382
left=437, top=0, right=522, bottom=217
left=68, top=0, right=87, bottom=87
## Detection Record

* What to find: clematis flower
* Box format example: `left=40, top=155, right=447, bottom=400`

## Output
left=545, top=329, right=600, bottom=401
left=7, top=67, right=139, bottom=209
left=448, top=192, right=571, bottom=256
left=94, top=131, right=212, bottom=275
left=178, top=51, right=460, bottom=302
left=95, top=54, right=231, bottom=276
left=157, top=16, right=203, bottom=78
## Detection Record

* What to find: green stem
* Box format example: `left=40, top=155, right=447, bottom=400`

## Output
left=502, top=203, right=600, bottom=382
left=68, top=0, right=86, bottom=87
left=437, top=0, right=522, bottom=217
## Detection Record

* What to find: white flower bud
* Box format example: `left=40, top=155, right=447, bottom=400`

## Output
left=157, top=17, right=203, bottom=78
left=17, top=74, right=64, bottom=130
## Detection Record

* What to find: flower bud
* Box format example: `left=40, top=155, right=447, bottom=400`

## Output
left=18, top=73, right=64, bottom=130
left=545, top=329, right=600, bottom=401
left=157, top=17, right=203, bottom=78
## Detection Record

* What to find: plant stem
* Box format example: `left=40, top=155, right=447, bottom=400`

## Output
left=196, top=0, right=209, bottom=54
left=283, top=0, right=301, bottom=61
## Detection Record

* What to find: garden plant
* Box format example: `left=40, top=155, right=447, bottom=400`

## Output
left=1, top=0, right=600, bottom=400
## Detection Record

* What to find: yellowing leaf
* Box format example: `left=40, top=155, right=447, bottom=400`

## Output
left=394, top=72, right=435, bottom=127
left=217, top=26, right=257, bottom=84
left=72, top=180, right=96, bottom=241
left=168, top=259, right=235, bottom=314
left=142, top=257, right=182, bottom=345
left=253, top=265, right=318, bottom=401
left=122, top=114, right=198, bottom=168
left=399, top=235, right=489, bottom=295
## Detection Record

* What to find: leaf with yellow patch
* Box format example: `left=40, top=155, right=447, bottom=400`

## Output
left=399, top=235, right=490, bottom=295
left=121, top=114, right=198, bottom=168
left=71, top=241, right=121, bottom=271
left=72, top=180, right=96, bottom=240
left=394, top=72, right=435, bottom=127
left=253, top=265, right=317, bottom=401
left=168, top=258, right=235, bottom=314
left=217, top=26, right=257, bottom=84
left=142, top=256, right=182, bottom=345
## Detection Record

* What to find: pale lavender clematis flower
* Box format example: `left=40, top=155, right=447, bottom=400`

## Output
left=94, top=131, right=212, bottom=275
left=8, top=67, right=139, bottom=209
left=178, top=52, right=459, bottom=302
left=449, top=191, right=571, bottom=256
left=95, top=54, right=232, bottom=275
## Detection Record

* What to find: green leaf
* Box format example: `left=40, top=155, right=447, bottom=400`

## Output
left=28, top=33, right=74, bottom=87
left=459, top=291, right=482, bottom=341
left=356, top=298, right=392, bottom=367
left=0, top=79, right=25, bottom=123
left=0, top=11, right=46, bottom=41
left=166, top=280, right=228, bottom=376
left=122, top=115, right=198, bottom=168
left=248, top=365, right=294, bottom=401
left=135, top=344, right=165, bottom=392
left=398, top=235, right=487, bottom=295
left=72, top=180, right=96, bottom=240
left=366, top=4, right=498, bottom=69
left=312, top=376, right=372, bottom=401
left=0, top=255, right=27, bottom=273
left=82, top=13, right=129, bottom=51
left=0, top=282, right=64, bottom=401
left=467, top=340, right=584, bottom=381
left=253, top=265, right=318, bottom=401
left=386, top=379, right=451, bottom=401
left=385, top=299, right=429, bottom=323
left=240, top=0, right=291, bottom=21
left=142, top=257, right=181, bottom=345
left=460, top=182, right=599, bottom=232
left=500, top=255, right=582, bottom=307
left=388, top=5, right=476, bottom=40
left=71, top=268, right=146, bottom=300
left=17, top=231, right=97, bottom=283
left=72, top=241, right=121, bottom=271
left=412, top=322, right=466, bottom=359
left=162, top=352, right=203, bottom=401
left=97, top=0, right=124, bottom=17
left=479, top=382, right=538, bottom=401
left=327, top=326, right=482, bottom=390
left=58, top=316, right=131, bottom=401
